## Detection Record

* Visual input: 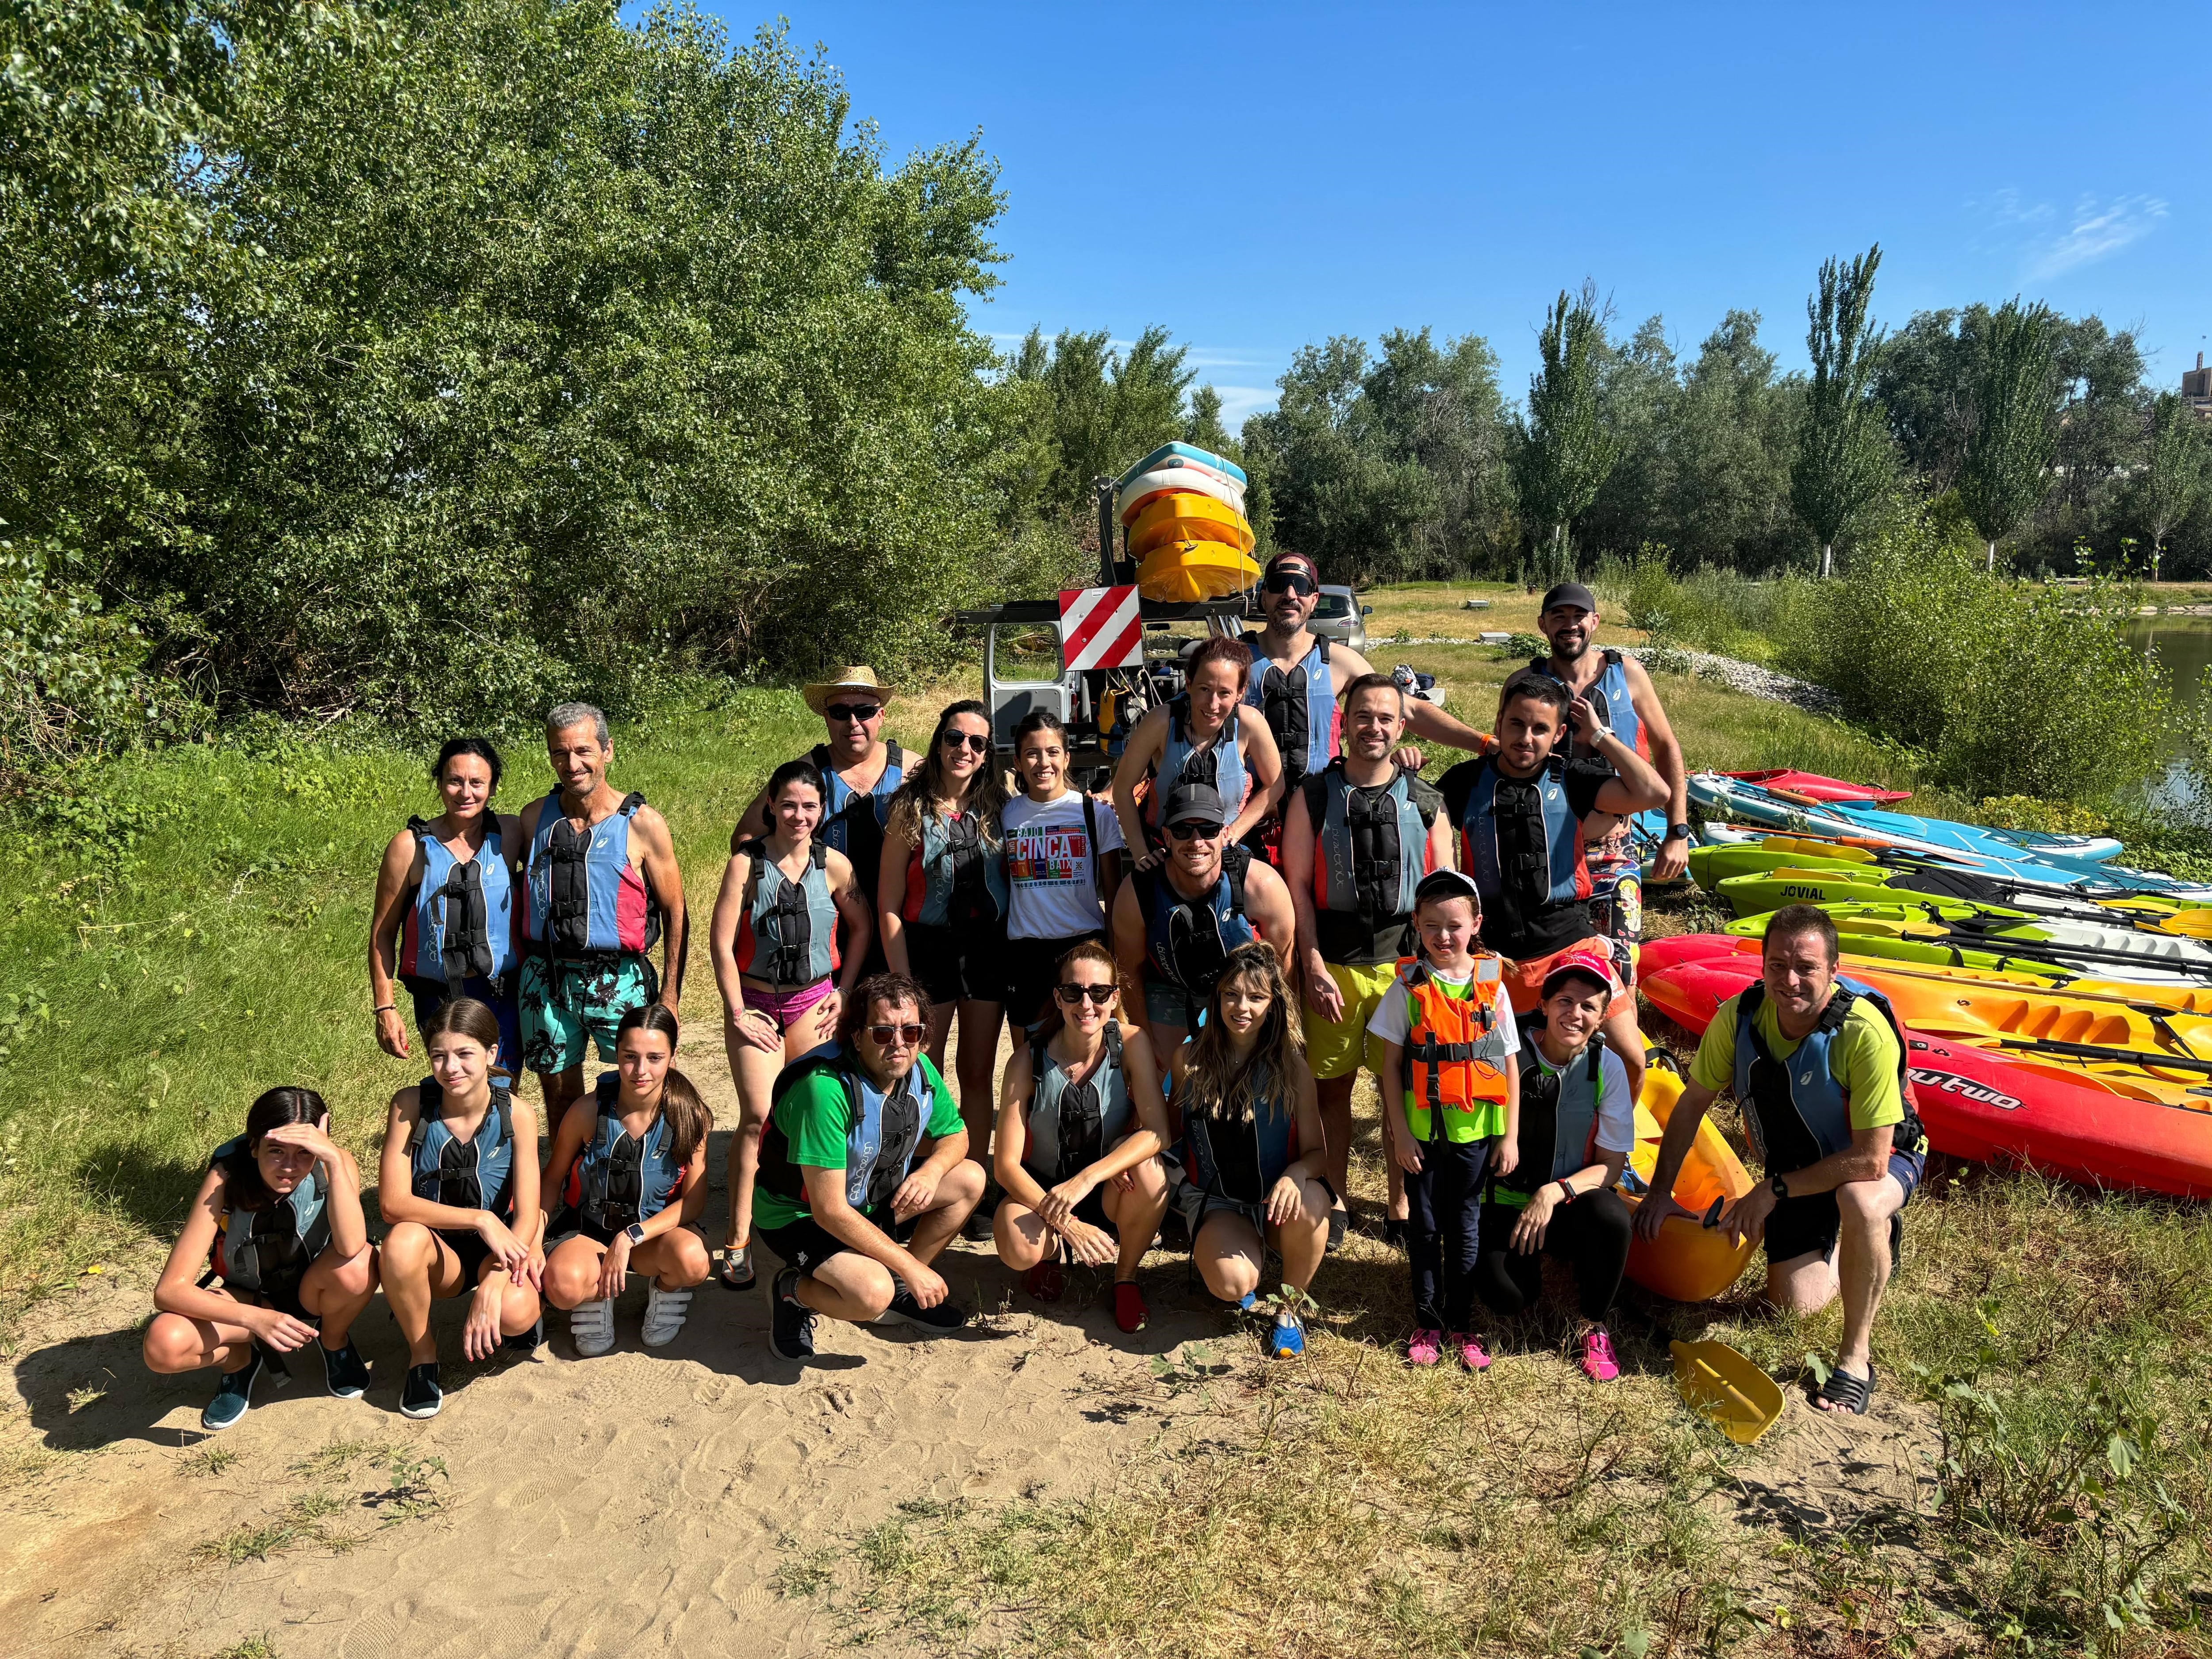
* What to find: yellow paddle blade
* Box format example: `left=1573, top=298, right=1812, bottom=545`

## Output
left=1671, top=1340, right=1785, bottom=1444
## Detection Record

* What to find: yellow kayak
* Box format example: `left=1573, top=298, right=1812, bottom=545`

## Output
left=1619, top=1063, right=1756, bottom=1303
left=1134, top=539, right=1261, bottom=602
left=1127, top=492, right=1255, bottom=558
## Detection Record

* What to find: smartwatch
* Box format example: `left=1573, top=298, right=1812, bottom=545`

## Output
left=624, top=1223, right=647, bottom=1247
left=1664, top=822, right=1692, bottom=841
left=1769, top=1175, right=1790, bottom=1202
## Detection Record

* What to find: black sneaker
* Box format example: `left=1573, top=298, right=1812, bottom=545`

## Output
left=502, top=1317, right=545, bottom=1356
left=1382, top=1218, right=1408, bottom=1249
left=877, top=1281, right=966, bottom=1335
left=202, top=1349, right=263, bottom=1431
left=769, top=1268, right=817, bottom=1362
left=1889, top=1210, right=1905, bottom=1275
left=400, top=1362, right=443, bottom=1419
left=1326, top=1207, right=1347, bottom=1253
left=960, top=1184, right=1001, bottom=1243
left=320, top=1339, right=369, bottom=1399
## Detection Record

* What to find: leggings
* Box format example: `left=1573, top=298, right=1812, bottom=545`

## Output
left=1404, top=1137, right=1490, bottom=1333
left=1474, top=1188, right=1632, bottom=1322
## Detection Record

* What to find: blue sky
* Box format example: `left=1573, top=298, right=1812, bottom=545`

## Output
left=706, top=2, right=2211, bottom=427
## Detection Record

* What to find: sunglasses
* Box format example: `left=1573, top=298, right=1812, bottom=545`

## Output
left=1054, top=982, right=1117, bottom=1006
left=1263, top=572, right=1316, bottom=597
left=943, top=731, right=991, bottom=753
left=867, top=1022, right=926, bottom=1046
left=1168, top=820, right=1223, bottom=841
left=825, top=702, right=881, bottom=722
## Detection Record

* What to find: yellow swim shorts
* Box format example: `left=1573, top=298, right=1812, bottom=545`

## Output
left=1303, top=959, right=1400, bottom=1082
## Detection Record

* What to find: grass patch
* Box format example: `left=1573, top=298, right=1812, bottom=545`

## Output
left=181, top=1445, right=241, bottom=1479
left=193, top=1443, right=448, bottom=1567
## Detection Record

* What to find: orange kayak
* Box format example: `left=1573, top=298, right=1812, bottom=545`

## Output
left=1619, top=1062, right=1757, bottom=1302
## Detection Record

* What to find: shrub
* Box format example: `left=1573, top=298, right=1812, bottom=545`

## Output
left=1589, top=545, right=1812, bottom=662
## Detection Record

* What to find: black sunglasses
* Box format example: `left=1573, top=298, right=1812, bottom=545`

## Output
left=867, top=1022, right=926, bottom=1046
left=944, top=731, right=991, bottom=753
left=1054, top=982, right=1117, bottom=1006
left=825, top=702, right=882, bottom=722
left=1168, top=820, right=1223, bottom=841
left=1263, top=572, right=1316, bottom=597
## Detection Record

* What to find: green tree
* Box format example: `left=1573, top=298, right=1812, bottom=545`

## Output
left=1792, top=246, right=1893, bottom=577
left=1667, top=310, right=1802, bottom=570
left=1185, top=385, right=1234, bottom=457
left=2138, top=393, right=2210, bottom=579
left=1958, top=299, right=2061, bottom=570
left=1008, top=324, right=1194, bottom=522
left=1513, top=284, right=1617, bottom=586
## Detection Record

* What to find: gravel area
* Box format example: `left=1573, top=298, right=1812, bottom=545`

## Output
left=1378, top=637, right=1842, bottom=716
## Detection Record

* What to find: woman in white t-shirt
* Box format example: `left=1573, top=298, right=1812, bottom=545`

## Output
left=1000, top=710, right=1125, bottom=1034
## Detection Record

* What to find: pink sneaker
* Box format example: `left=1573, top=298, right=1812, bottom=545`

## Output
left=1449, top=1332, right=1491, bottom=1372
left=1579, top=1327, right=1621, bottom=1382
left=1406, top=1328, right=1444, bottom=1366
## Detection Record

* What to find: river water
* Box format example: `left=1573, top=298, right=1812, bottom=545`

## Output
left=2128, top=618, right=2212, bottom=814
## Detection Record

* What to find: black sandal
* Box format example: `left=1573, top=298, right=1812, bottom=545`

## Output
left=1815, top=1362, right=1876, bottom=1415
left=718, top=1244, right=756, bottom=1291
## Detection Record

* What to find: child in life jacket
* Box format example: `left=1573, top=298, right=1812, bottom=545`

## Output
left=143, top=1087, right=380, bottom=1430
left=1369, top=869, right=1521, bottom=1371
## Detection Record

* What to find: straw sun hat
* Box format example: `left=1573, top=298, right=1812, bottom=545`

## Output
left=801, top=665, right=896, bottom=717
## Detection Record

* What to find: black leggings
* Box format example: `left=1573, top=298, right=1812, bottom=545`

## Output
left=1474, top=1188, right=1632, bottom=1322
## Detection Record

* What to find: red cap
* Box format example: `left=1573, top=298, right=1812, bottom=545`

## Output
left=1540, top=947, right=1618, bottom=999
left=1265, top=550, right=1320, bottom=582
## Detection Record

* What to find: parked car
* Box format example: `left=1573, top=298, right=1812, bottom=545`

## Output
left=1310, top=584, right=1370, bottom=655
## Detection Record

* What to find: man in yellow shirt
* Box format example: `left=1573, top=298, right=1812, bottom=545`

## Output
left=1634, top=905, right=1926, bottom=1415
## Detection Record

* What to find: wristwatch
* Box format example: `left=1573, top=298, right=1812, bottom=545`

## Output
left=1769, top=1174, right=1790, bottom=1202
left=1587, top=723, right=1615, bottom=746
left=624, top=1223, right=647, bottom=1247
left=1664, top=822, right=1692, bottom=841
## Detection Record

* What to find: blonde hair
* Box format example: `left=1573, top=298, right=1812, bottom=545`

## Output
left=1178, top=943, right=1303, bottom=1126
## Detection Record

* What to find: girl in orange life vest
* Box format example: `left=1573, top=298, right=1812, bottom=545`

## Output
left=1111, top=635, right=1286, bottom=864
left=377, top=998, right=545, bottom=1420
left=710, top=758, right=876, bottom=1292
left=144, top=1087, right=379, bottom=1431
left=992, top=941, right=1173, bottom=1336
left=538, top=1005, right=712, bottom=1357
left=1370, top=870, right=1521, bottom=1372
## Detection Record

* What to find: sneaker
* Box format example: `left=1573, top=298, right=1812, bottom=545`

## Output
left=878, top=1282, right=966, bottom=1335
left=960, top=1183, right=1003, bottom=1243
left=718, top=1243, right=756, bottom=1291
left=769, top=1268, right=816, bottom=1362
left=1579, top=1327, right=1621, bottom=1383
left=320, top=1339, right=369, bottom=1399
left=1326, top=1207, right=1347, bottom=1252
left=503, top=1316, right=545, bottom=1356
left=1023, top=1259, right=1066, bottom=1302
left=202, top=1350, right=263, bottom=1431
left=400, top=1361, right=444, bottom=1419
left=1449, top=1332, right=1491, bottom=1372
left=1382, top=1218, right=1408, bottom=1249
left=641, top=1283, right=693, bottom=1348
left=1267, top=1310, right=1307, bottom=1358
left=1112, top=1280, right=1148, bottom=1334
left=1406, top=1327, right=1444, bottom=1367
left=569, top=1297, right=616, bottom=1357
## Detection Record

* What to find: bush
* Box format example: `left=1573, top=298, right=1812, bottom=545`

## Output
left=0, top=549, right=197, bottom=770
left=1589, top=545, right=1812, bottom=662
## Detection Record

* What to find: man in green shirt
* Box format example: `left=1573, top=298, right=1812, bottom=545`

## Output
left=1634, top=905, right=1927, bottom=1415
left=757, top=973, right=984, bottom=1362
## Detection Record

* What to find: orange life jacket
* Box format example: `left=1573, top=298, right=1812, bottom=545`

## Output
left=1399, top=954, right=1513, bottom=1138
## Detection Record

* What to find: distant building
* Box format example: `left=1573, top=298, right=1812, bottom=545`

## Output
left=2186, top=351, right=2212, bottom=419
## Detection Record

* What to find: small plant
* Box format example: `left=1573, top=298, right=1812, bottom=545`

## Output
left=182, top=1445, right=241, bottom=1479
left=364, top=1448, right=448, bottom=1525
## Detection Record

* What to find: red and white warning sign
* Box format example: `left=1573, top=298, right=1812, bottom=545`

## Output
left=1057, top=584, right=1144, bottom=671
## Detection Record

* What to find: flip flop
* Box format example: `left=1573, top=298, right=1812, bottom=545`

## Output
left=717, top=1244, right=755, bottom=1291
left=1815, top=1362, right=1876, bottom=1415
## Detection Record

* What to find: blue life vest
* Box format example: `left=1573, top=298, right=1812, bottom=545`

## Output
left=736, top=838, right=839, bottom=986
left=1731, top=979, right=1924, bottom=1175
left=569, top=1072, right=685, bottom=1231
left=1244, top=633, right=1337, bottom=787
left=808, top=741, right=905, bottom=869
left=1304, top=760, right=1437, bottom=963
left=908, top=807, right=1008, bottom=927
left=1176, top=1063, right=1295, bottom=1205
left=1153, top=698, right=1248, bottom=826
left=1138, top=845, right=1257, bottom=1002
left=1496, top=1020, right=1605, bottom=1196
left=1459, top=754, right=1593, bottom=910
left=400, top=819, right=515, bottom=988
left=407, top=1076, right=515, bottom=1220
left=761, top=1044, right=938, bottom=1213
left=1024, top=1022, right=1133, bottom=1183
left=1529, top=649, right=1646, bottom=763
left=206, top=1137, right=330, bottom=1294
left=524, top=792, right=661, bottom=959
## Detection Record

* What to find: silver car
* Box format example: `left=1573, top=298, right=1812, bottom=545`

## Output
left=1310, top=584, right=1370, bottom=655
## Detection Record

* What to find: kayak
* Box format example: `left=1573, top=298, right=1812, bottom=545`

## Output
left=1723, top=769, right=1911, bottom=805
left=1127, top=492, right=1256, bottom=558
left=1687, top=836, right=2179, bottom=899
left=1689, top=773, right=2126, bottom=866
left=1620, top=1062, right=1756, bottom=1302
left=1718, top=905, right=2212, bottom=984
left=1118, top=441, right=1248, bottom=489
left=1135, top=539, right=1261, bottom=603
left=1118, top=465, right=1244, bottom=525
left=1712, top=863, right=2210, bottom=918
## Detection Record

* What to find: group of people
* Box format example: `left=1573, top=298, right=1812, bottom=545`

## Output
left=145, top=555, right=1924, bottom=1427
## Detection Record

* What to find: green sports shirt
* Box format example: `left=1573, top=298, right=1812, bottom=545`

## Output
left=1688, top=991, right=1905, bottom=1132
left=752, top=1053, right=962, bottom=1233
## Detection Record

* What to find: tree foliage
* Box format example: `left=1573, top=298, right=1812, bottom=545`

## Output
left=1958, top=300, right=2063, bottom=566
left=2138, top=394, right=2210, bottom=574
left=1791, top=245, right=1894, bottom=575
left=1513, top=285, right=1617, bottom=584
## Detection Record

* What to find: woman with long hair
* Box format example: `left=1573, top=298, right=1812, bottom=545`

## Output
left=376, top=998, right=545, bottom=1418
left=1111, top=635, right=1283, bottom=866
left=539, top=1005, right=712, bottom=1356
left=878, top=699, right=1011, bottom=1189
left=143, top=1087, right=380, bottom=1430
left=709, top=757, right=874, bottom=1291
left=1000, top=710, right=1125, bottom=1037
left=992, top=941, right=1171, bottom=1335
left=1166, top=941, right=1332, bottom=1358
left=369, top=737, right=524, bottom=1076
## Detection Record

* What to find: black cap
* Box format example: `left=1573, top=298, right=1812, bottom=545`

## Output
left=1540, top=581, right=1598, bottom=615
left=1413, top=868, right=1481, bottom=906
left=1163, top=783, right=1229, bottom=828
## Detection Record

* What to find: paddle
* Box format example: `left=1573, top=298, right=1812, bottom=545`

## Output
left=1992, top=1036, right=2212, bottom=1075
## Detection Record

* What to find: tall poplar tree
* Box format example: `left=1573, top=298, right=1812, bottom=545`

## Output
left=1513, top=284, right=1616, bottom=585
left=1791, top=245, right=1893, bottom=577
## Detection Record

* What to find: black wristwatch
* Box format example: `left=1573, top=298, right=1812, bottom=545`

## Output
left=624, top=1223, right=647, bottom=1247
left=1664, top=822, right=1692, bottom=841
left=1769, top=1174, right=1790, bottom=1202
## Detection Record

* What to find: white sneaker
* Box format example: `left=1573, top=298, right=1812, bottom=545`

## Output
left=569, top=1297, right=616, bottom=1357
left=641, top=1283, right=693, bottom=1348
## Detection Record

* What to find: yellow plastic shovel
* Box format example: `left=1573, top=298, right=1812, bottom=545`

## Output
left=1670, top=1340, right=1785, bottom=1444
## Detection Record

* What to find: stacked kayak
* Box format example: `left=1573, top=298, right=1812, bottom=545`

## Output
left=1690, top=772, right=2127, bottom=865
left=1116, top=443, right=1260, bottom=602
left=1722, top=769, right=1911, bottom=805
left=1637, top=933, right=2212, bottom=1198
left=1718, top=902, right=2212, bottom=986
left=1689, top=834, right=2212, bottom=910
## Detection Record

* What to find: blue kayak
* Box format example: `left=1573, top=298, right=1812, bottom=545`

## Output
left=1690, top=774, right=2123, bottom=865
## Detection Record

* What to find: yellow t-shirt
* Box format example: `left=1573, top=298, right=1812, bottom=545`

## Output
left=1689, top=990, right=1904, bottom=1132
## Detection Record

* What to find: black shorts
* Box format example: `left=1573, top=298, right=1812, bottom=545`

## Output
left=759, top=1208, right=920, bottom=1275
left=438, top=1227, right=495, bottom=1284
left=1002, top=931, right=1106, bottom=1029
left=904, top=918, right=1009, bottom=1007
left=1765, top=1149, right=1925, bottom=1265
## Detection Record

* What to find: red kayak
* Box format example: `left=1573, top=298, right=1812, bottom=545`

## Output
left=1637, top=947, right=2212, bottom=1199
left=1723, top=769, right=1910, bottom=805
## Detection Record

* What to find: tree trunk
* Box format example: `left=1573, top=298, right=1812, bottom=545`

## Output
left=1819, top=541, right=1833, bottom=580
left=1985, top=540, right=1997, bottom=573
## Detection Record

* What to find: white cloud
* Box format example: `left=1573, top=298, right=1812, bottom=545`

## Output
left=1210, top=384, right=1279, bottom=425
left=1974, top=189, right=2169, bottom=281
